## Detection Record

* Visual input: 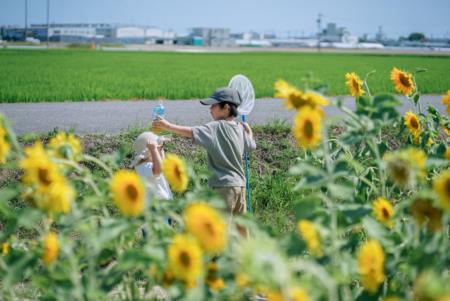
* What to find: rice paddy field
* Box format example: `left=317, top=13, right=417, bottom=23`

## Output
left=0, top=49, right=449, bottom=102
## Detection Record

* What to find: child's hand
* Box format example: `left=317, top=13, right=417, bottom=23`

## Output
left=146, top=139, right=158, bottom=149
left=152, top=118, right=170, bottom=131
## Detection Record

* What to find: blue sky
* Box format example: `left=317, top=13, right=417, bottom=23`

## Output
left=1, top=0, right=449, bottom=38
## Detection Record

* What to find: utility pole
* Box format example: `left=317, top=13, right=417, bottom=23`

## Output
left=316, top=13, right=323, bottom=51
left=47, top=0, right=50, bottom=48
left=24, top=0, right=28, bottom=40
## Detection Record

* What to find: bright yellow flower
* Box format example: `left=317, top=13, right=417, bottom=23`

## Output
left=391, top=67, right=415, bottom=96
left=372, top=197, right=394, bottom=228
left=445, top=148, right=450, bottom=160
left=20, top=142, right=64, bottom=191
left=300, top=91, right=330, bottom=109
left=35, top=179, right=75, bottom=214
left=443, top=90, right=450, bottom=105
left=0, top=126, right=10, bottom=164
left=0, top=137, right=10, bottom=164
left=291, top=287, right=310, bottom=301
left=48, top=132, right=82, bottom=161
left=298, top=220, right=322, bottom=257
left=43, top=232, right=59, bottom=265
left=442, top=90, right=450, bottom=114
left=293, top=106, right=322, bottom=149
left=20, top=142, right=75, bottom=214
left=162, top=154, right=188, bottom=193
left=205, top=262, right=225, bottom=291
left=432, top=170, right=450, bottom=211
left=184, top=202, right=227, bottom=253
left=410, top=198, right=443, bottom=232
left=345, top=72, right=365, bottom=97
left=266, top=291, right=283, bottom=301
left=168, top=234, right=203, bottom=284
left=404, top=111, right=421, bottom=142
left=275, top=79, right=329, bottom=111
left=2, top=242, right=9, bottom=256
left=110, top=170, right=145, bottom=217
left=358, top=239, right=385, bottom=293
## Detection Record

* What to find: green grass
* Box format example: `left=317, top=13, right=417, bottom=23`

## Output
left=0, top=49, right=449, bottom=102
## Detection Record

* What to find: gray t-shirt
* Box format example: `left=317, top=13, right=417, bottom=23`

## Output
left=192, top=120, right=257, bottom=188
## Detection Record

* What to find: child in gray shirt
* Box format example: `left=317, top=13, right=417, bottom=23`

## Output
left=152, top=87, right=256, bottom=215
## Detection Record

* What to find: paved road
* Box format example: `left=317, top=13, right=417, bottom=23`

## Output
left=0, top=96, right=446, bottom=135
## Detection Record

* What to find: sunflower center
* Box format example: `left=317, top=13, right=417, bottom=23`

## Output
left=204, top=221, right=216, bottom=236
left=445, top=178, right=450, bottom=198
left=381, top=207, right=390, bottom=219
left=179, top=251, right=191, bottom=268
left=38, top=167, right=52, bottom=186
left=410, top=118, right=419, bottom=129
left=399, top=74, right=411, bottom=88
left=352, top=79, right=360, bottom=92
left=174, top=165, right=182, bottom=181
left=392, top=163, right=409, bottom=184
left=304, top=120, right=314, bottom=139
left=126, top=184, right=139, bottom=201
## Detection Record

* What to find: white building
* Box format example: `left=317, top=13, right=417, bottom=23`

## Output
left=115, top=27, right=145, bottom=39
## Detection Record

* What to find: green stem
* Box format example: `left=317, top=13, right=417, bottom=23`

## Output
left=368, top=139, right=386, bottom=197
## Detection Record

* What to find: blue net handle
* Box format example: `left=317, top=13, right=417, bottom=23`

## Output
left=241, top=115, right=252, bottom=213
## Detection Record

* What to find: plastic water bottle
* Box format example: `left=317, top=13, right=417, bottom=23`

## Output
left=152, top=100, right=165, bottom=133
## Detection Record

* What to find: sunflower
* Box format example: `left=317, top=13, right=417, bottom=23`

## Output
left=184, top=202, right=227, bottom=253
left=48, top=132, right=82, bottom=161
left=406, top=148, right=427, bottom=173
left=41, top=181, right=75, bottom=214
left=110, top=170, right=145, bottom=217
left=275, top=80, right=329, bottom=111
left=205, top=262, right=225, bottom=291
left=0, top=136, right=10, bottom=164
left=20, top=142, right=64, bottom=191
left=432, top=170, right=450, bottom=211
left=290, top=287, right=310, bottom=301
left=384, top=148, right=426, bottom=188
left=358, top=239, right=385, bottom=294
left=442, top=90, right=450, bottom=114
left=162, top=154, right=188, bottom=193
left=42, top=232, right=59, bottom=265
left=372, top=197, right=394, bottom=228
left=404, top=111, right=421, bottom=142
left=2, top=242, right=9, bottom=256
left=168, top=234, right=203, bottom=284
left=345, top=72, right=365, bottom=97
left=0, top=126, right=10, bottom=164
left=293, top=106, right=322, bottom=149
left=445, top=148, right=450, bottom=160
left=410, top=198, right=443, bottom=232
left=391, top=67, right=416, bottom=96
left=265, top=290, right=283, bottom=301
left=298, top=219, right=322, bottom=257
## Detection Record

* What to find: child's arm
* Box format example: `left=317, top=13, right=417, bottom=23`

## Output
left=153, top=118, right=193, bottom=138
left=242, top=122, right=257, bottom=151
left=241, top=122, right=254, bottom=140
left=147, top=140, right=163, bottom=176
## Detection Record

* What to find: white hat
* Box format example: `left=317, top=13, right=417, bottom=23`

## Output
left=131, top=131, right=159, bottom=167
